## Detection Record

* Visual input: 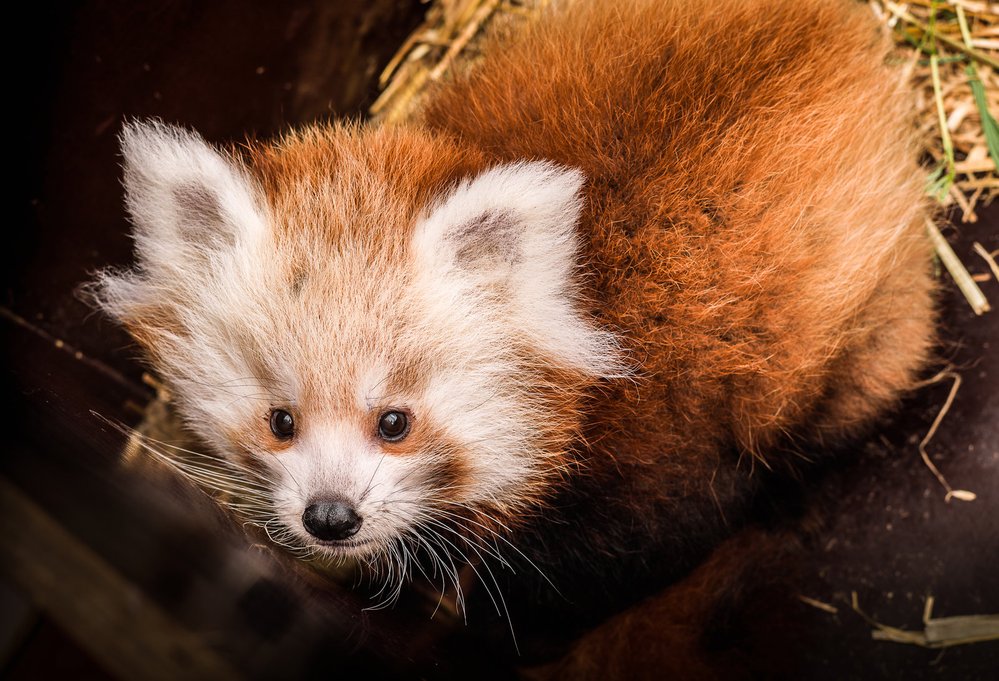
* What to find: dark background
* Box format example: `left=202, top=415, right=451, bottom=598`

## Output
left=3, top=2, right=997, bottom=679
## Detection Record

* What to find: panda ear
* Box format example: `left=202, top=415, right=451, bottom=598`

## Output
left=119, top=119, right=267, bottom=272
left=413, top=161, right=586, bottom=286
left=413, top=161, right=623, bottom=377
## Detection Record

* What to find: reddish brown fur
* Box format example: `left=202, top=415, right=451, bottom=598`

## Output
left=422, top=0, right=934, bottom=461
left=415, top=0, right=934, bottom=652
left=225, top=0, right=935, bottom=616
left=111, top=0, right=937, bottom=668
left=530, top=529, right=802, bottom=680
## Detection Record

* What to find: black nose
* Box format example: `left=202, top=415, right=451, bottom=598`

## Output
left=302, top=499, right=363, bottom=541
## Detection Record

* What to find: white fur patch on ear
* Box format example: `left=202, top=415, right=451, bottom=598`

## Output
left=414, top=161, right=584, bottom=280
left=120, top=119, right=266, bottom=272
left=413, top=161, right=624, bottom=377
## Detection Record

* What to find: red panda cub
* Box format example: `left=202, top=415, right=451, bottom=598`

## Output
left=95, top=0, right=934, bottom=659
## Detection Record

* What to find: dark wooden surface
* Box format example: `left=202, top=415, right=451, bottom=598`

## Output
left=4, top=2, right=507, bottom=679
left=4, top=2, right=998, bottom=679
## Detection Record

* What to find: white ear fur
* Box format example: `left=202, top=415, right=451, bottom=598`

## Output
left=413, top=161, right=623, bottom=377
left=120, top=119, right=266, bottom=272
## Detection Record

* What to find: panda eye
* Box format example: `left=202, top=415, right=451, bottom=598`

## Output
left=377, top=410, right=409, bottom=441
left=269, top=409, right=295, bottom=440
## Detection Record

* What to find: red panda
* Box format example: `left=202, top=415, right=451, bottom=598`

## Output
left=93, top=0, right=935, bottom=663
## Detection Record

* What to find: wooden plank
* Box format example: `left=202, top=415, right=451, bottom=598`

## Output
left=0, top=477, right=241, bottom=681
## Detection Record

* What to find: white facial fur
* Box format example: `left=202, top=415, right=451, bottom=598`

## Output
left=95, top=121, right=622, bottom=563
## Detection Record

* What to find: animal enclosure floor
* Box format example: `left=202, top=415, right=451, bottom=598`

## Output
left=4, top=2, right=997, bottom=679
